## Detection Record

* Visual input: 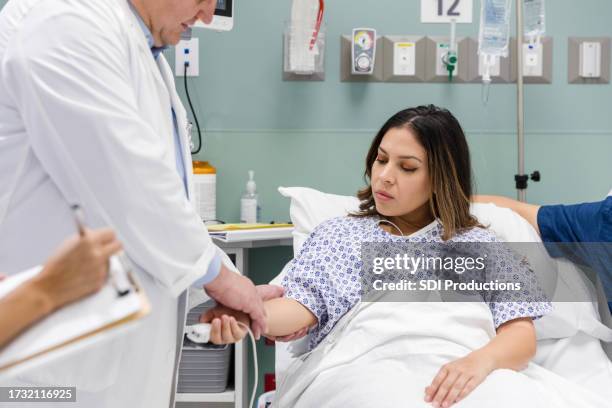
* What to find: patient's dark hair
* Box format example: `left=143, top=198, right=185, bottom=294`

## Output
left=353, top=105, right=480, bottom=240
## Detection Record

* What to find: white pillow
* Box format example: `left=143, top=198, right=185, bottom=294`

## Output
left=278, top=187, right=360, bottom=255
left=277, top=186, right=612, bottom=341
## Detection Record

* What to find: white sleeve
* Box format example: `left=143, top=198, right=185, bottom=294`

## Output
left=3, top=3, right=216, bottom=297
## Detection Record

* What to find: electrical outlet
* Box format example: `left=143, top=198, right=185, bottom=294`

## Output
left=523, top=43, right=543, bottom=77
left=175, top=38, right=199, bottom=76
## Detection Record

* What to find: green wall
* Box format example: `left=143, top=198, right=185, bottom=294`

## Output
left=174, top=0, right=612, bottom=224
left=3, top=0, right=611, bottom=401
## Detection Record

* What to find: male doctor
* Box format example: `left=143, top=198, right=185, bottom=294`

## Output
left=0, top=0, right=279, bottom=406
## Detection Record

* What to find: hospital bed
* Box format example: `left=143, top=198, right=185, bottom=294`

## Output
left=269, top=187, right=612, bottom=405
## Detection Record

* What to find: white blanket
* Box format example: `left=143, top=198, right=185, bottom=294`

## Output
left=274, top=299, right=609, bottom=408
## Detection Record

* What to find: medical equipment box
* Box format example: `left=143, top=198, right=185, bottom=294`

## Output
left=177, top=302, right=232, bottom=393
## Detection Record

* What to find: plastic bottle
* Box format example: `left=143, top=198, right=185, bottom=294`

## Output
left=478, top=0, right=512, bottom=58
left=240, top=170, right=260, bottom=224
left=478, top=0, right=512, bottom=102
left=192, top=161, right=216, bottom=222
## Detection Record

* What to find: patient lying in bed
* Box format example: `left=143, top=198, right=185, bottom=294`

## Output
left=201, top=106, right=606, bottom=407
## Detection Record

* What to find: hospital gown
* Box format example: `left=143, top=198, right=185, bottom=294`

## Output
left=282, top=216, right=552, bottom=351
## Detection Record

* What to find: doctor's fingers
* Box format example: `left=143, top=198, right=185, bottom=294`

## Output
left=238, top=284, right=267, bottom=339
left=256, top=284, right=284, bottom=301
left=266, top=326, right=309, bottom=342
left=86, top=227, right=118, bottom=244
left=98, top=240, right=123, bottom=261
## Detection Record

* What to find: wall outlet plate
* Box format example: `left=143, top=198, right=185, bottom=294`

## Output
left=568, top=37, right=611, bottom=84
left=509, top=37, right=553, bottom=84
left=175, top=38, right=199, bottom=77
left=382, top=36, right=427, bottom=82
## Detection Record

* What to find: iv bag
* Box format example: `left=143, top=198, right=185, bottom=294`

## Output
left=523, top=0, right=546, bottom=42
left=478, top=0, right=512, bottom=58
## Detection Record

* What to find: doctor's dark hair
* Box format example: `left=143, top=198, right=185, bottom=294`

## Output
left=353, top=105, right=480, bottom=240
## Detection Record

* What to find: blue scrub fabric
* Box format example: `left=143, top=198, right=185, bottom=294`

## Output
left=538, top=197, right=612, bottom=310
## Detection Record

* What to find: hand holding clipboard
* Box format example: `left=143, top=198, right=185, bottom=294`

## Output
left=0, top=206, right=149, bottom=372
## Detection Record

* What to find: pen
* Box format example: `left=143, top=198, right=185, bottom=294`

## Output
left=71, top=204, right=132, bottom=297
left=71, top=204, right=86, bottom=237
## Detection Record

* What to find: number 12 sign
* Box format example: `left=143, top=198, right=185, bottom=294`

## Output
left=421, top=0, right=473, bottom=23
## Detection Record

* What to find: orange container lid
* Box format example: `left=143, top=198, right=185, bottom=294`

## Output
left=193, top=161, right=216, bottom=174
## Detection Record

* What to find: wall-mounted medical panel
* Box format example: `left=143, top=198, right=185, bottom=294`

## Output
left=381, top=36, right=427, bottom=83
left=509, top=37, right=553, bottom=84
left=424, top=36, right=470, bottom=83
left=568, top=37, right=610, bottom=84
left=340, top=35, right=384, bottom=82
left=466, top=38, right=512, bottom=84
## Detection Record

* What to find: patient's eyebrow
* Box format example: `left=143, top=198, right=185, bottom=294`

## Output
left=378, top=147, right=423, bottom=163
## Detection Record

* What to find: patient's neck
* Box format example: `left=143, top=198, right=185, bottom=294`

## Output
left=385, top=205, right=434, bottom=236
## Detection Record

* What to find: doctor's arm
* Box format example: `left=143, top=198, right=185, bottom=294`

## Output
left=473, top=195, right=541, bottom=235
left=0, top=230, right=121, bottom=349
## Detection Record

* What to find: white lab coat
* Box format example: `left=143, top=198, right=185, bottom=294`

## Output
left=0, top=0, right=219, bottom=406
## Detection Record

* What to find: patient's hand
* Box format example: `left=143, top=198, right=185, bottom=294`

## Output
left=200, top=305, right=250, bottom=345
left=424, top=350, right=495, bottom=408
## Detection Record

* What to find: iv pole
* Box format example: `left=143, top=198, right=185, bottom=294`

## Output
left=515, top=0, right=540, bottom=202
left=516, top=0, right=526, bottom=202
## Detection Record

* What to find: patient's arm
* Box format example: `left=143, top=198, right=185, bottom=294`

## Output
left=481, top=317, right=537, bottom=371
left=473, top=195, right=541, bottom=235
left=200, top=298, right=317, bottom=344
left=263, top=298, right=318, bottom=337
left=425, top=317, right=536, bottom=408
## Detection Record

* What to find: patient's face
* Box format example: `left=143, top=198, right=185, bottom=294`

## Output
left=371, top=127, right=431, bottom=222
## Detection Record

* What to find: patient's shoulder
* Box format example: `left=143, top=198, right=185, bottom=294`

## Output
left=312, top=215, right=374, bottom=238
left=451, top=226, right=499, bottom=242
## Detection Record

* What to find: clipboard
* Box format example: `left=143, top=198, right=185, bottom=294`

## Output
left=0, top=256, right=150, bottom=372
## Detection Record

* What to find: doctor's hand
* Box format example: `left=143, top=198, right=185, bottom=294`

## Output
left=255, top=284, right=308, bottom=342
left=425, top=350, right=495, bottom=408
left=204, top=265, right=268, bottom=340
left=32, top=229, right=122, bottom=312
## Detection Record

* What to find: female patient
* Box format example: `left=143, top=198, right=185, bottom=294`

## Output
left=202, top=105, right=552, bottom=407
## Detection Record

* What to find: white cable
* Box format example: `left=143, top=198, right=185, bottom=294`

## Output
left=378, top=218, right=405, bottom=236
left=238, top=322, right=258, bottom=408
